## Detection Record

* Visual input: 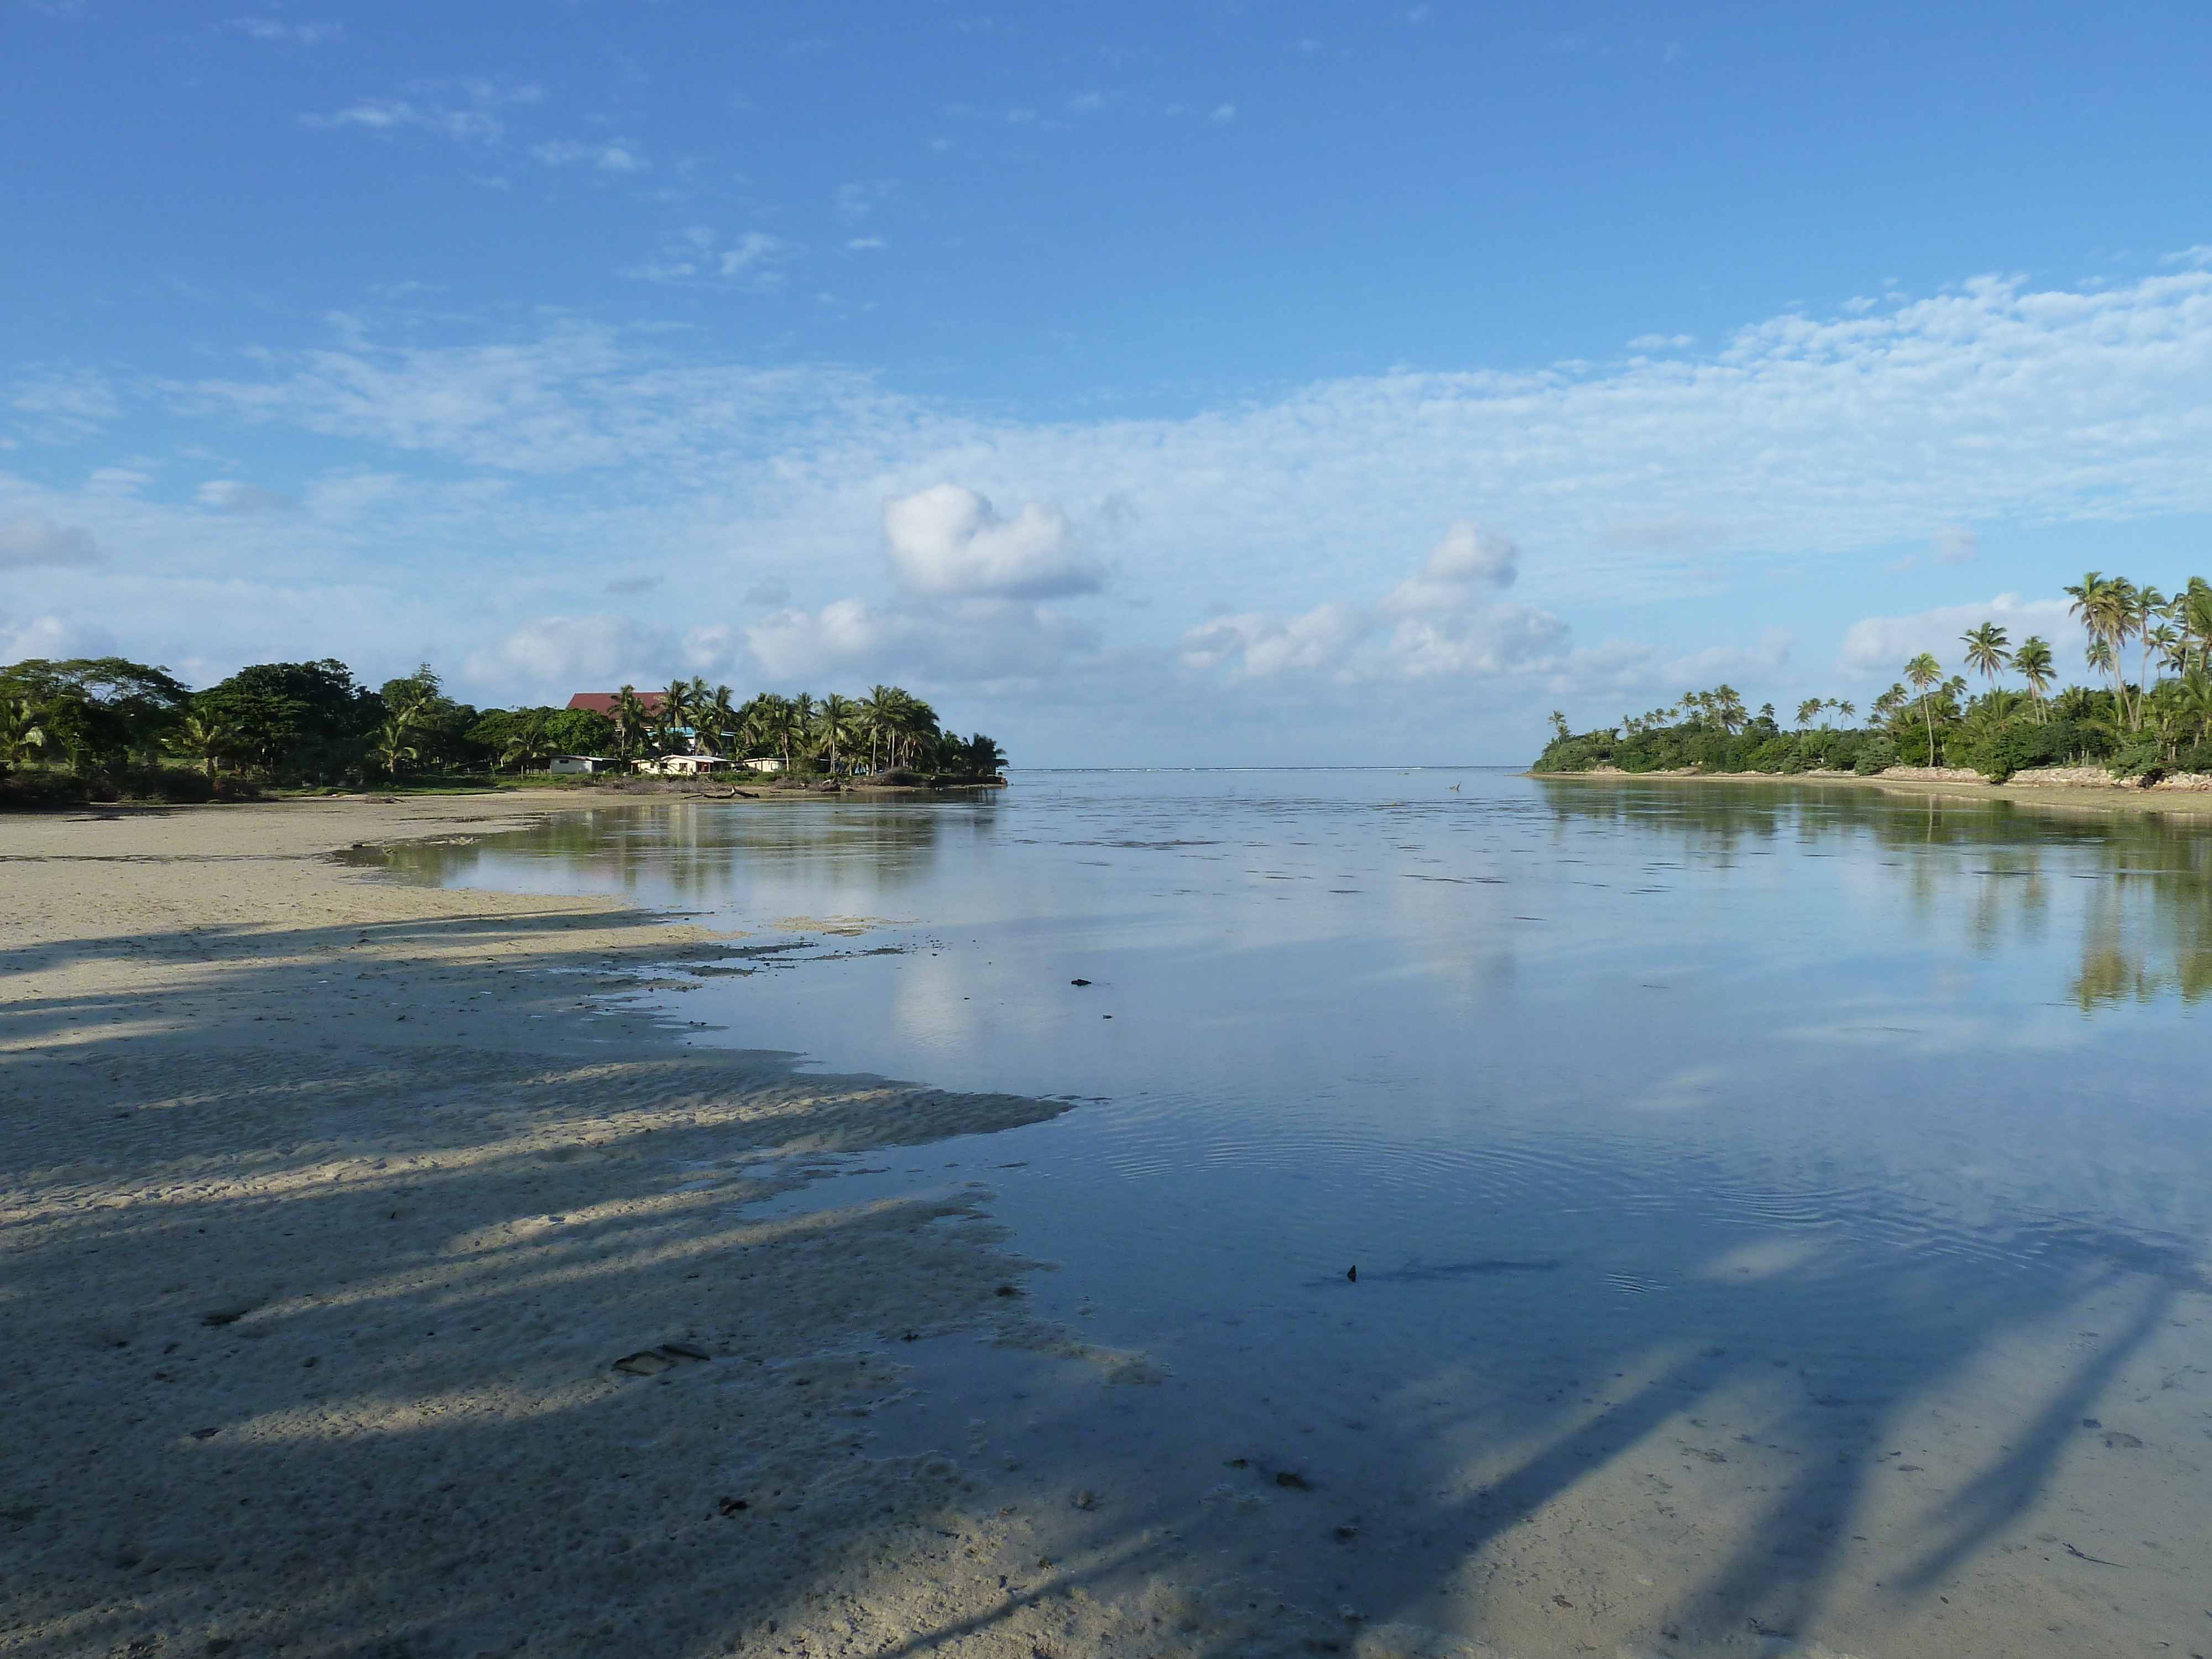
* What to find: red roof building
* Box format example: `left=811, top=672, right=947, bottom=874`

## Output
left=566, top=691, right=666, bottom=716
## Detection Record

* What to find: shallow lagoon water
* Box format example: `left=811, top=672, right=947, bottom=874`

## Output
left=379, top=770, right=2212, bottom=1654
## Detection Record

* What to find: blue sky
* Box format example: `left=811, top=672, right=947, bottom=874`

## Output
left=5, top=2, right=2211, bottom=762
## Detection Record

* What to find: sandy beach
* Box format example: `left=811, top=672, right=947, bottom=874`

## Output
left=10, top=789, right=2210, bottom=1659
left=0, top=794, right=1334, bottom=1659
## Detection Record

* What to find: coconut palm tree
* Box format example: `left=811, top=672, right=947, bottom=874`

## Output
left=657, top=679, right=697, bottom=753
left=692, top=684, right=738, bottom=757
left=2180, top=579, right=2212, bottom=673
left=170, top=711, right=238, bottom=778
left=369, top=714, right=420, bottom=778
left=1, top=697, right=49, bottom=769
left=814, top=693, right=859, bottom=774
left=609, top=685, right=649, bottom=760
left=1793, top=698, right=1822, bottom=731
left=2066, top=571, right=2135, bottom=723
left=752, top=695, right=799, bottom=769
left=2011, top=635, right=2055, bottom=721
left=1960, top=622, right=2010, bottom=688
left=1905, top=653, right=1943, bottom=762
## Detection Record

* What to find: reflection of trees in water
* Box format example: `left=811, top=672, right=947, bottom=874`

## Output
left=1533, top=778, right=2212, bottom=1013
left=363, top=801, right=997, bottom=907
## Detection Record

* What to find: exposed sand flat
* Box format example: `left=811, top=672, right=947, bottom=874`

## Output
left=0, top=795, right=1346, bottom=1659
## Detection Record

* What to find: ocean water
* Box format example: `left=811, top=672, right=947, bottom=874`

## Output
left=374, top=770, right=2212, bottom=1654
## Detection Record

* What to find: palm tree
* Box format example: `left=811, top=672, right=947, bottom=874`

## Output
left=657, top=679, right=697, bottom=753
left=2066, top=571, right=2134, bottom=724
left=1960, top=622, right=2010, bottom=688
left=173, top=711, right=237, bottom=778
left=752, top=696, right=799, bottom=769
left=693, top=684, right=739, bottom=757
left=787, top=692, right=817, bottom=763
left=1905, top=653, right=1943, bottom=763
left=609, top=686, right=649, bottom=760
left=2180, top=579, right=2212, bottom=673
left=2132, top=587, right=2168, bottom=721
left=369, top=714, right=420, bottom=778
left=1793, top=698, right=1822, bottom=731
left=500, top=717, right=552, bottom=775
left=1, top=697, right=49, bottom=769
left=815, top=693, right=859, bottom=774
left=858, top=684, right=899, bottom=771
left=1830, top=698, right=1855, bottom=727
left=2011, top=635, right=2055, bottom=722
left=2176, top=669, right=2212, bottom=751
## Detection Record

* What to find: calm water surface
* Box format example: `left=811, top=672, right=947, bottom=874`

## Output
left=379, top=770, right=2212, bottom=1651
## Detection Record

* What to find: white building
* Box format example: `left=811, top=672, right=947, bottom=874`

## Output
left=742, top=757, right=786, bottom=773
left=548, top=755, right=618, bottom=774
left=635, top=754, right=734, bottom=776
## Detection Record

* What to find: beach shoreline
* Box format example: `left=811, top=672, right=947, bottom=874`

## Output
left=0, top=792, right=1284, bottom=1659
left=1528, top=764, right=2212, bottom=818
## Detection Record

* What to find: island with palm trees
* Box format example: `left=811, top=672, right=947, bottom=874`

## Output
left=0, top=655, right=1005, bottom=806
left=1536, top=572, right=2212, bottom=790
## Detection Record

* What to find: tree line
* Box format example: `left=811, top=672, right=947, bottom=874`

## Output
left=1538, top=571, right=2212, bottom=783
left=0, top=656, right=1006, bottom=805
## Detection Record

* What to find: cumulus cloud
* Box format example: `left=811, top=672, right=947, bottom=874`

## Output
left=0, top=513, right=100, bottom=569
left=1180, top=520, right=1562, bottom=681
left=0, top=613, right=112, bottom=661
left=883, top=484, right=1103, bottom=599
left=461, top=614, right=673, bottom=692
left=745, top=596, right=1094, bottom=684
left=1380, top=519, right=1517, bottom=613
left=1837, top=594, right=2080, bottom=678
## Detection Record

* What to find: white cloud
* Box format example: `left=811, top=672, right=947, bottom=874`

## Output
left=883, top=484, right=1103, bottom=599
left=1932, top=523, right=1979, bottom=564
left=530, top=139, right=647, bottom=173
left=745, top=596, right=1094, bottom=684
left=1380, top=519, right=1517, bottom=613
left=196, top=479, right=294, bottom=513
left=1210, top=104, right=1237, bottom=123
left=1838, top=594, right=2080, bottom=679
left=461, top=614, right=674, bottom=695
left=0, top=513, right=100, bottom=570
left=8, top=369, right=117, bottom=440
left=305, top=80, right=544, bottom=145
left=227, top=17, right=341, bottom=44
left=1178, top=521, right=1562, bottom=681
left=622, top=228, right=797, bottom=288
left=0, top=613, right=112, bottom=661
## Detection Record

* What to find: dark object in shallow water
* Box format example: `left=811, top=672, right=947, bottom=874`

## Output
left=1313, top=1258, right=1561, bottom=1287
left=1275, top=1470, right=1311, bottom=1489
left=1071, top=978, right=1091, bottom=986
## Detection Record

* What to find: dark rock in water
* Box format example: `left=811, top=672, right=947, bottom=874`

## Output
left=1346, top=1266, right=1357, bottom=1282
left=1275, top=1471, right=1311, bottom=1490
left=717, top=1496, right=749, bottom=1516
left=1071, top=978, right=1091, bottom=986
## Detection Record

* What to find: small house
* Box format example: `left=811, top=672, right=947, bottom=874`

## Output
left=549, top=755, right=618, bottom=775
left=742, top=757, right=785, bottom=774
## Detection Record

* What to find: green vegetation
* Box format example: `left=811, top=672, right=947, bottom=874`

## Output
left=1536, top=572, right=2212, bottom=784
left=0, top=655, right=1005, bottom=808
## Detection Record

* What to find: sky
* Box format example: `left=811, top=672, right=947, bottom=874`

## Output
left=4, top=2, right=2212, bottom=764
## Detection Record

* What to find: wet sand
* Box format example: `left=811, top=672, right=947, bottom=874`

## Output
left=6, top=792, right=2208, bottom=1659
left=0, top=794, right=1332, bottom=1659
